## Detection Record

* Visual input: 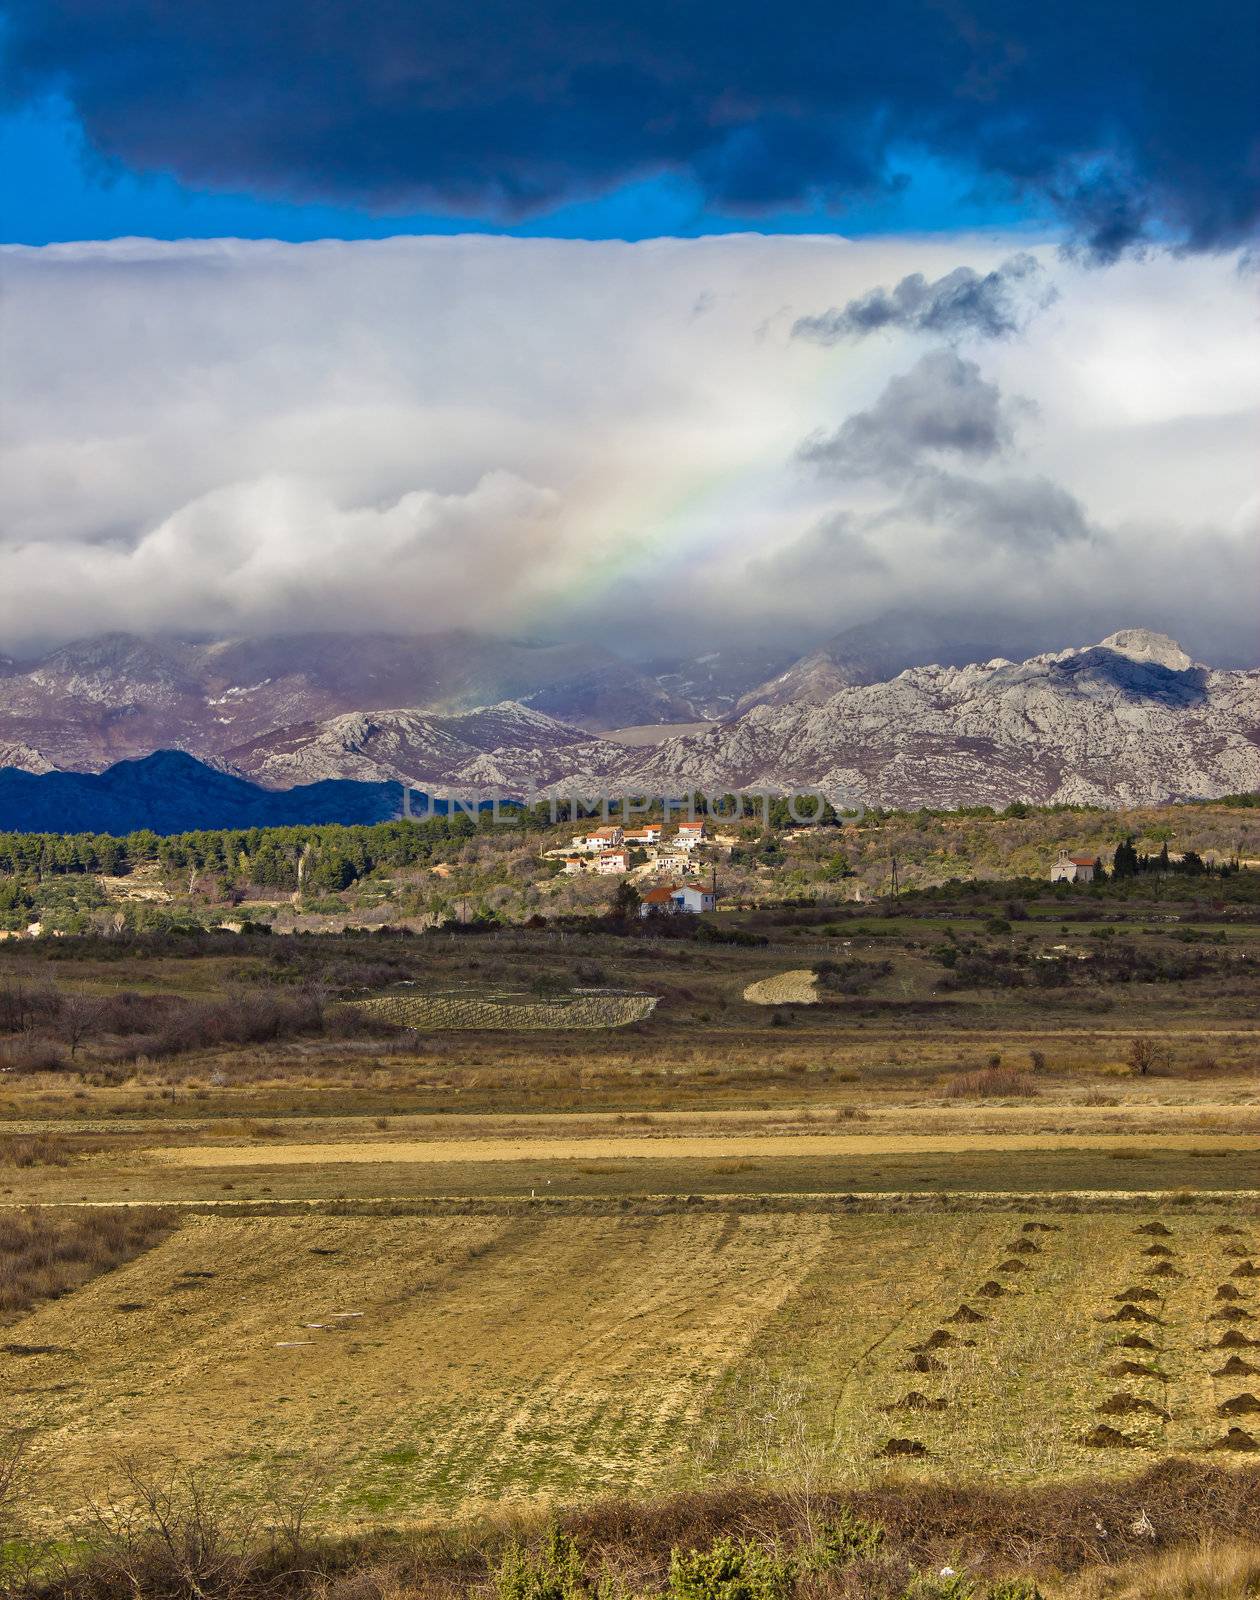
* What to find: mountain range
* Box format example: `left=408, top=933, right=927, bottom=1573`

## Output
left=0, top=625, right=1256, bottom=830
left=0, top=753, right=403, bottom=835
left=617, top=629, right=1260, bottom=809
left=0, top=618, right=1016, bottom=773
left=0, top=630, right=706, bottom=771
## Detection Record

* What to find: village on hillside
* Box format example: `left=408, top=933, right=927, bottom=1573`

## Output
left=546, top=818, right=718, bottom=916
left=0, top=797, right=1254, bottom=939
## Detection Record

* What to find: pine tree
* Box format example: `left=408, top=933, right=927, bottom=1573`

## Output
left=1111, top=836, right=1139, bottom=879
left=609, top=879, right=641, bottom=920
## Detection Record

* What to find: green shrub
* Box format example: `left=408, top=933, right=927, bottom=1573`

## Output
left=809, top=1508, right=885, bottom=1567
left=814, top=959, right=893, bottom=995
left=987, top=1582, right=1044, bottom=1600
left=668, top=1536, right=794, bottom=1600
left=496, top=1528, right=590, bottom=1600
left=900, top=1576, right=975, bottom=1599
left=900, top=1576, right=975, bottom=1600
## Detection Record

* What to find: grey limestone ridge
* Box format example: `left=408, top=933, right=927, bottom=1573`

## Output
left=611, top=630, right=1260, bottom=808
left=0, top=628, right=1257, bottom=817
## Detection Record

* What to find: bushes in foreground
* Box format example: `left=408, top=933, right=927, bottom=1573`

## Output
left=5, top=1461, right=1259, bottom=1600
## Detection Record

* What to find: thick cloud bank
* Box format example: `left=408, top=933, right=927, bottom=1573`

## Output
left=2, top=1, right=1257, bottom=258
left=0, top=233, right=1256, bottom=661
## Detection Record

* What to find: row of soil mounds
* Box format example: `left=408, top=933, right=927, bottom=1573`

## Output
left=1085, top=1220, right=1258, bottom=1454
left=878, top=1220, right=1059, bottom=1460
left=1204, top=1222, right=1260, bottom=1452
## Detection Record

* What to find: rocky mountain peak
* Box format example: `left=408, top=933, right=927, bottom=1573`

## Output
left=1099, top=630, right=1196, bottom=673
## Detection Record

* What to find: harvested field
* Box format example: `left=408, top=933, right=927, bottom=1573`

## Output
left=151, top=1129, right=1260, bottom=1167
left=5, top=1206, right=1257, bottom=1530
left=742, top=969, right=819, bottom=1005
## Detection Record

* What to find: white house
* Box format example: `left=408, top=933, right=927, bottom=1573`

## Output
left=639, top=882, right=716, bottom=916
left=675, top=821, right=705, bottom=850
left=572, top=824, right=624, bottom=852
left=560, top=854, right=589, bottom=875
left=595, top=849, right=630, bottom=875
left=1051, top=853, right=1100, bottom=883
left=624, top=825, right=662, bottom=845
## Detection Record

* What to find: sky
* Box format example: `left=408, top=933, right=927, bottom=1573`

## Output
left=0, top=1, right=1257, bottom=664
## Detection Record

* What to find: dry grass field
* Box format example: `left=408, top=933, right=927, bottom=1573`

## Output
left=7, top=1093, right=1260, bottom=1203
left=744, top=969, right=820, bottom=1005
left=4, top=872, right=1260, bottom=1594
left=5, top=1202, right=1259, bottom=1537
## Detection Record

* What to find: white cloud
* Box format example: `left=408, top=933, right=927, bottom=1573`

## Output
left=0, top=233, right=1256, bottom=660
left=0, top=470, right=564, bottom=639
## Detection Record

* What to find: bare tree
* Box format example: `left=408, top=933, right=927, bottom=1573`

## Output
left=82, top=1458, right=258, bottom=1600
left=60, top=992, right=97, bottom=1059
left=0, top=1427, right=29, bottom=1529
left=260, top=1454, right=330, bottom=1561
left=1128, top=1037, right=1162, bottom=1076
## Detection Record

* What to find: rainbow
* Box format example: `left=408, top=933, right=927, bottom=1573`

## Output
left=515, top=320, right=893, bottom=628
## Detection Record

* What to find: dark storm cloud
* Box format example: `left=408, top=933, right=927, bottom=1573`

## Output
left=1051, top=168, right=1157, bottom=266
left=790, top=347, right=1090, bottom=569
left=792, top=255, right=1052, bottom=344
left=752, top=510, right=890, bottom=588
left=798, top=351, right=1014, bottom=480
left=2, top=1, right=1257, bottom=255
left=904, top=468, right=1094, bottom=551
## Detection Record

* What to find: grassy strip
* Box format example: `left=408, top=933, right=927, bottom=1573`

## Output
left=13, top=1144, right=1260, bottom=1205
left=4, top=1190, right=1260, bottom=1219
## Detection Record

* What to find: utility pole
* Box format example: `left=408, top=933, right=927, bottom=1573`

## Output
left=890, top=856, right=899, bottom=899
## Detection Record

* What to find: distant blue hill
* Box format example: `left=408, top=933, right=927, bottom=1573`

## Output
left=0, top=751, right=412, bottom=834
